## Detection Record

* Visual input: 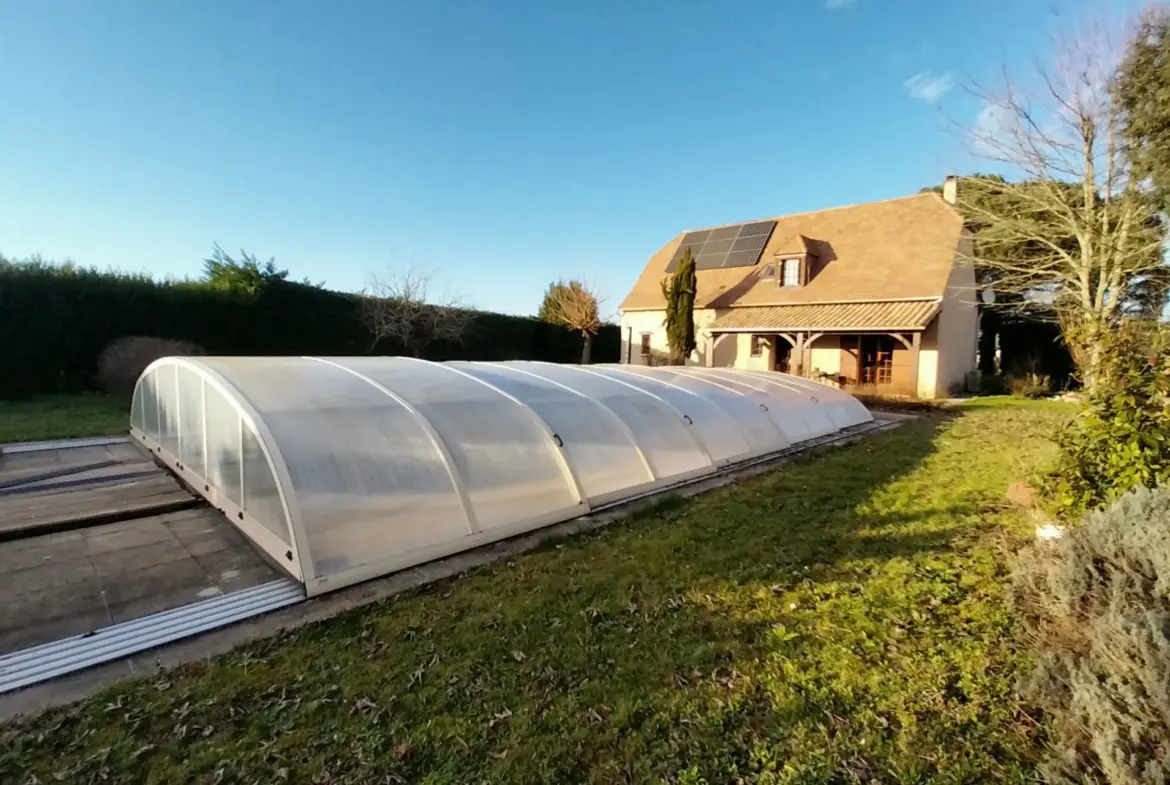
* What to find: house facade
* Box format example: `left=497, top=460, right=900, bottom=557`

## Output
left=617, top=181, right=979, bottom=399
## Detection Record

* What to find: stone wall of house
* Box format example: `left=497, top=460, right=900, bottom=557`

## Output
left=933, top=232, right=980, bottom=395
left=619, top=309, right=717, bottom=366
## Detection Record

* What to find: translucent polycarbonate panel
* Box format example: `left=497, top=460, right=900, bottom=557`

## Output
left=241, top=426, right=289, bottom=547
left=198, top=357, right=471, bottom=578
left=132, top=371, right=159, bottom=435
left=449, top=362, right=654, bottom=502
left=130, top=356, right=871, bottom=598
left=586, top=366, right=765, bottom=461
left=560, top=364, right=759, bottom=465
left=702, top=369, right=838, bottom=438
left=596, top=366, right=788, bottom=457
left=176, top=366, right=206, bottom=475
left=740, top=370, right=871, bottom=429
left=203, top=383, right=243, bottom=507
left=155, top=363, right=180, bottom=458
left=670, top=368, right=815, bottom=442
left=130, top=380, right=145, bottom=432
left=676, top=368, right=829, bottom=441
left=506, top=362, right=720, bottom=476
left=328, top=357, right=581, bottom=533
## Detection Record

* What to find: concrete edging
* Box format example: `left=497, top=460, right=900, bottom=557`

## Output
left=0, top=435, right=130, bottom=458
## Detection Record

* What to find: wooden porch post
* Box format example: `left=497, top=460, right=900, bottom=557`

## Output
left=803, top=333, right=824, bottom=379
left=794, top=332, right=806, bottom=376
left=909, top=331, right=921, bottom=399
left=705, top=332, right=716, bottom=367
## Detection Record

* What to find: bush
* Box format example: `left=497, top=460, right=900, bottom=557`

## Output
left=1008, top=372, right=1052, bottom=398
left=1043, top=324, right=1170, bottom=517
left=980, top=373, right=1010, bottom=395
left=97, top=336, right=204, bottom=400
left=1012, top=485, right=1170, bottom=784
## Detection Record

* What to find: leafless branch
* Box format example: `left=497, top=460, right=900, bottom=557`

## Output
left=359, top=266, right=473, bottom=357
left=950, top=11, right=1165, bottom=385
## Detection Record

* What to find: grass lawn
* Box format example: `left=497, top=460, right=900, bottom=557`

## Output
left=1, top=400, right=1071, bottom=784
left=0, top=395, right=128, bottom=444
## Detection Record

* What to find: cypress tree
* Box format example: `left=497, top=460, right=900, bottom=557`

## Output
left=661, top=248, right=697, bottom=365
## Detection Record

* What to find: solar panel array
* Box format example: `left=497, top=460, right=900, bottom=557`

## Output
left=665, top=220, right=777, bottom=272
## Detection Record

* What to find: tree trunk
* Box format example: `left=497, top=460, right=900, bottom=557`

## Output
left=1084, top=340, right=1103, bottom=395
left=581, top=332, right=592, bottom=364
left=1064, top=316, right=1106, bottom=394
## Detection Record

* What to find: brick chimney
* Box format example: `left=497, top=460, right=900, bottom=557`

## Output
left=942, top=174, right=958, bottom=205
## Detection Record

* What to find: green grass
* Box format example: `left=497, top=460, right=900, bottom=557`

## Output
left=0, top=395, right=128, bottom=443
left=0, top=401, right=1069, bottom=784
left=951, top=395, right=1076, bottom=411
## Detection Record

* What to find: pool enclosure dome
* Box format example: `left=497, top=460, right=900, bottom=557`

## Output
left=130, top=357, right=871, bottom=595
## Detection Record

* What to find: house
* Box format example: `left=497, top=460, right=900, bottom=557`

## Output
left=617, top=178, right=978, bottom=399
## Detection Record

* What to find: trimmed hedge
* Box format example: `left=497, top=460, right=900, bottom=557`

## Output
left=0, top=262, right=620, bottom=399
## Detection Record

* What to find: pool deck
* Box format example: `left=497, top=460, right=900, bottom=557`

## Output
left=0, top=439, right=197, bottom=541
left=0, top=507, right=284, bottom=655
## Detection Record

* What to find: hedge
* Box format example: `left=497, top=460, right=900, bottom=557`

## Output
left=0, top=262, right=620, bottom=399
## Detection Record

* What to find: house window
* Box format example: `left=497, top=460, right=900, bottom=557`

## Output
left=751, top=335, right=767, bottom=357
left=640, top=333, right=652, bottom=360
left=781, top=258, right=801, bottom=287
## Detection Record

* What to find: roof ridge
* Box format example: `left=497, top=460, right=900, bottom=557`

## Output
left=679, top=192, right=938, bottom=234
left=922, top=189, right=966, bottom=219
left=723, top=296, right=942, bottom=307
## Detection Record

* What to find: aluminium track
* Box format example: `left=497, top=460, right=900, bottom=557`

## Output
left=0, top=580, right=305, bottom=695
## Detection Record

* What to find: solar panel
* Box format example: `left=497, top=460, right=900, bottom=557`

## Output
left=739, top=221, right=775, bottom=237
left=724, top=250, right=760, bottom=267
left=700, top=238, right=735, bottom=256
left=665, top=220, right=777, bottom=272
left=706, top=226, right=740, bottom=242
left=730, top=235, right=766, bottom=253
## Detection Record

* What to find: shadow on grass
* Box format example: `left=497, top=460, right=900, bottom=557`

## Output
left=2, top=408, right=1053, bottom=784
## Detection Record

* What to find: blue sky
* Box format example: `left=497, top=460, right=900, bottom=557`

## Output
left=1, top=0, right=1097, bottom=315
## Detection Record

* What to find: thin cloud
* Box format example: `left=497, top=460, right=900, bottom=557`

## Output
left=904, top=71, right=955, bottom=103
left=970, top=102, right=1015, bottom=157
left=823, top=0, right=857, bottom=9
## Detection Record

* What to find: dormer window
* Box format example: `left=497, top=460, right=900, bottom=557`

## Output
left=780, top=258, right=802, bottom=287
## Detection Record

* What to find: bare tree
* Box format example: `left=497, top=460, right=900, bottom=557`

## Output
left=359, top=266, right=474, bottom=357
left=538, top=279, right=604, bottom=363
left=957, top=14, right=1166, bottom=388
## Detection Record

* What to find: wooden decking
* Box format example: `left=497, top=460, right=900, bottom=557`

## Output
left=0, top=440, right=198, bottom=542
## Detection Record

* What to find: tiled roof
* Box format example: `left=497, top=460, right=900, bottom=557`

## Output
left=620, top=193, right=965, bottom=311
left=710, top=299, right=941, bottom=332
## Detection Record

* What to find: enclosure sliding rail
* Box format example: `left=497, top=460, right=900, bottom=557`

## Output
left=0, top=580, right=305, bottom=695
